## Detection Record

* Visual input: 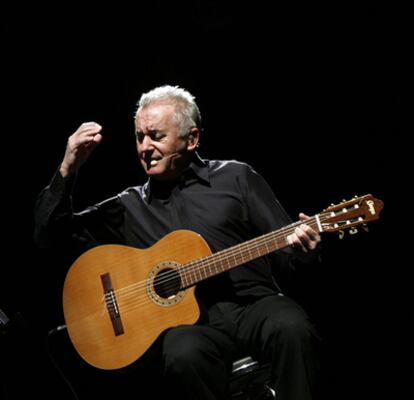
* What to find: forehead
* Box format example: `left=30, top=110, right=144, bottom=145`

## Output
left=135, top=102, right=177, bottom=129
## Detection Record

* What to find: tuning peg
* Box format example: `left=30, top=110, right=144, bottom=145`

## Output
left=338, top=230, right=345, bottom=240
left=362, top=224, right=369, bottom=232
left=349, top=227, right=358, bottom=235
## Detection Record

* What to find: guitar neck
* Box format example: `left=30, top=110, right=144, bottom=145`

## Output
left=179, top=216, right=320, bottom=288
left=178, top=193, right=384, bottom=288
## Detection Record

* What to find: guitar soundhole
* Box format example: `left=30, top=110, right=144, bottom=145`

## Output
left=153, top=268, right=181, bottom=299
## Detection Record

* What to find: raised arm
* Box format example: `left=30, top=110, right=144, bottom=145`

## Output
left=60, top=122, right=103, bottom=178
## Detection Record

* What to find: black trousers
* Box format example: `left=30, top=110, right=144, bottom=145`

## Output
left=155, top=294, right=320, bottom=400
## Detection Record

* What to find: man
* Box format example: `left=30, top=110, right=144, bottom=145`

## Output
left=34, top=85, right=321, bottom=400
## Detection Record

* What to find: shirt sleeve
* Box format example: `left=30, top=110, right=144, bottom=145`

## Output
left=33, top=168, right=76, bottom=248
left=33, top=168, right=124, bottom=259
left=242, top=164, right=293, bottom=235
left=240, top=163, right=317, bottom=280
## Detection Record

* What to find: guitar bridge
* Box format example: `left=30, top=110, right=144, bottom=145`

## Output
left=101, top=273, right=124, bottom=336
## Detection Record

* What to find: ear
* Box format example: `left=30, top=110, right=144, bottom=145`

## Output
left=186, top=128, right=200, bottom=151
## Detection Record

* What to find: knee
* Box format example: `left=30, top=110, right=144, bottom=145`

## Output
left=162, top=328, right=207, bottom=373
left=271, top=315, right=316, bottom=348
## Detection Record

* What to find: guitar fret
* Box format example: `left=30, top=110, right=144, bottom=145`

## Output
left=180, top=269, right=187, bottom=288
left=215, top=259, right=220, bottom=275
left=205, top=263, right=210, bottom=279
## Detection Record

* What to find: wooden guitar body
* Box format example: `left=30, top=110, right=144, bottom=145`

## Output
left=63, top=230, right=211, bottom=370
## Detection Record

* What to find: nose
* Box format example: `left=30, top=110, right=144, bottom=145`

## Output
left=140, top=135, right=155, bottom=153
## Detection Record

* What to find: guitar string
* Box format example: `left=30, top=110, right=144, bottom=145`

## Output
left=114, top=214, right=326, bottom=296
left=102, top=213, right=333, bottom=314
left=104, top=217, right=311, bottom=301
left=106, top=199, right=365, bottom=304
left=103, top=206, right=366, bottom=316
left=100, top=220, right=305, bottom=314
left=103, top=201, right=367, bottom=316
left=101, top=237, right=291, bottom=315
left=101, top=214, right=332, bottom=315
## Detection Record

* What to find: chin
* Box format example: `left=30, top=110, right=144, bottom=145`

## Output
left=141, top=162, right=158, bottom=174
left=147, top=166, right=166, bottom=177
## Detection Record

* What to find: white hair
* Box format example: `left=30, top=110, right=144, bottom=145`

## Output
left=136, top=85, right=202, bottom=138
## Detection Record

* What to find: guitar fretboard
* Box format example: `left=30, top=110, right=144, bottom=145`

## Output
left=179, top=217, right=320, bottom=288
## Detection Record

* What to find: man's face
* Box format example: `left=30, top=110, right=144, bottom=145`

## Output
left=135, top=102, right=187, bottom=180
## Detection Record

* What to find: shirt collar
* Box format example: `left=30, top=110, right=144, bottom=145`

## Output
left=144, top=152, right=210, bottom=202
left=188, top=152, right=210, bottom=184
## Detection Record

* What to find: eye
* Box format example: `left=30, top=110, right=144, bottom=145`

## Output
left=154, top=133, right=166, bottom=141
left=135, top=131, right=144, bottom=143
left=135, top=130, right=166, bottom=144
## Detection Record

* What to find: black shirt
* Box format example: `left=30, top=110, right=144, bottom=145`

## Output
left=34, top=154, right=299, bottom=307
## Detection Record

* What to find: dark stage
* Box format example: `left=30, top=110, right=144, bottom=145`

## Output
left=1, top=3, right=406, bottom=399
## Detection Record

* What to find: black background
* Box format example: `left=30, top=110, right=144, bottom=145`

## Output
left=1, top=2, right=408, bottom=399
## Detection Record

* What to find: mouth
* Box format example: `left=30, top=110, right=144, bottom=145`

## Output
left=143, top=154, right=155, bottom=163
left=143, top=156, right=161, bottom=168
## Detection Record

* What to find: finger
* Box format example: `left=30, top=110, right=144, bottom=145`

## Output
left=73, top=122, right=102, bottom=139
left=299, top=212, right=310, bottom=221
left=297, top=226, right=321, bottom=251
left=79, top=121, right=102, bottom=132
left=294, top=227, right=309, bottom=252
left=299, top=224, right=321, bottom=243
left=71, top=130, right=103, bottom=149
left=84, top=133, right=103, bottom=148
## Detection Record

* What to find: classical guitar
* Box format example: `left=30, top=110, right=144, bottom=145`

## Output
left=62, top=194, right=383, bottom=370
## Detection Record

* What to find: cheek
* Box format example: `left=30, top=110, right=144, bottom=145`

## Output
left=136, top=143, right=145, bottom=158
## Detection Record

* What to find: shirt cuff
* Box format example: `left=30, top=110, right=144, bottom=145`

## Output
left=48, top=166, right=77, bottom=198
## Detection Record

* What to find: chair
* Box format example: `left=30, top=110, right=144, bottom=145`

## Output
left=229, top=356, right=276, bottom=399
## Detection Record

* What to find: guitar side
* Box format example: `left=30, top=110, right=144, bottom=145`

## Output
left=63, top=230, right=212, bottom=370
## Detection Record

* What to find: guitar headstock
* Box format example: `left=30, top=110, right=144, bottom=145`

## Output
left=320, top=194, right=384, bottom=237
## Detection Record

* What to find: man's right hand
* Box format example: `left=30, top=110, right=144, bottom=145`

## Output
left=59, top=122, right=103, bottom=178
